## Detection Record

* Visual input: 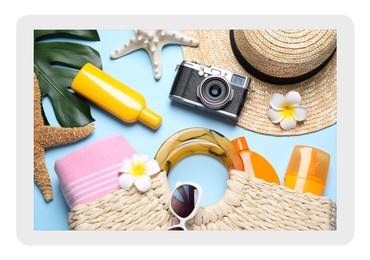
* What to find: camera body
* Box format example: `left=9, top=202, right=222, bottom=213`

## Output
left=170, top=60, right=250, bottom=122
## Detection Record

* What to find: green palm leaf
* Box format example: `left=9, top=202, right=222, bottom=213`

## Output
left=34, top=30, right=102, bottom=127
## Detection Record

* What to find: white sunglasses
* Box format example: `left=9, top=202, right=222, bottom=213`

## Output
left=168, top=182, right=203, bottom=231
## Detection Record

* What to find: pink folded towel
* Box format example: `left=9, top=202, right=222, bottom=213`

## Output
left=54, top=134, right=136, bottom=209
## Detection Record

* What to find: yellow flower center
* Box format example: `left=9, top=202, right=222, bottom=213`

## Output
left=283, top=103, right=292, bottom=110
left=282, top=103, right=294, bottom=119
left=131, top=162, right=146, bottom=177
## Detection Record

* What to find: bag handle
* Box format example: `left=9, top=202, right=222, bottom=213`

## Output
left=154, top=127, right=244, bottom=174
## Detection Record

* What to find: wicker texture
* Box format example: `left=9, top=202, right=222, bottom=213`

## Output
left=234, top=30, right=336, bottom=78
left=69, top=170, right=336, bottom=231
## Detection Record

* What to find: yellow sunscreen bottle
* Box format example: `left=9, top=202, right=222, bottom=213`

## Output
left=232, top=137, right=280, bottom=185
left=71, top=63, right=162, bottom=129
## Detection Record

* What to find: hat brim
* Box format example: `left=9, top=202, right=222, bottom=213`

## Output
left=181, top=30, right=337, bottom=136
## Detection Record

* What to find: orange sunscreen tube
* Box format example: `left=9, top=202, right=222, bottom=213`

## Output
left=71, top=63, right=162, bottom=129
left=232, top=137, right=280, bottom=185
left=284, top=145, right=330, bottom=196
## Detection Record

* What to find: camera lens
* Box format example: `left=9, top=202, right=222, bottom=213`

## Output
left=209, top=85, right=222, bottom=97
left=198, top=76, right=233, bottom=110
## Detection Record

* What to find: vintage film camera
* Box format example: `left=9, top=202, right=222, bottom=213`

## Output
left=170, top=60, right=250, bottom=122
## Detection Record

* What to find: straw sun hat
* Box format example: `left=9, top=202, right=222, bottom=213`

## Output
left=181, top=30, right=337, bottom=136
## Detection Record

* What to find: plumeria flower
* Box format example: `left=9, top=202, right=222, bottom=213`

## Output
left=119, top=154, right=160, bottom=192
left=267, top=91, right=307, bottom=131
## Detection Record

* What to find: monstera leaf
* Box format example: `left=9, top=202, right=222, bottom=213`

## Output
left=34, top=30, right=102, bottom=127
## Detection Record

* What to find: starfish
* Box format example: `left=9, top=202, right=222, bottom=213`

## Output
left=33, top=74, right=95, bottom=202
left=110, top=30, right=199, bottom=80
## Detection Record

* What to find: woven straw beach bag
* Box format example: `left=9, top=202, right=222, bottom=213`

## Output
left=68, top=128, right=336, bottom=231
left=69, top=170, right=336, bottom=230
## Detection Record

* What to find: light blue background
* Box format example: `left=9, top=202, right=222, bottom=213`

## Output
left=34, top=30, right=336, bottom=230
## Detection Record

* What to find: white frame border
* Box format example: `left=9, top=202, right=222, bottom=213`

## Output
left=16, top=15, right=354, bottom=245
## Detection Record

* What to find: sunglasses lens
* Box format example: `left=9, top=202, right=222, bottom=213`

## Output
left=171, top=184, right=199, bottom=219
left=168, top=226, right=185, bottom=231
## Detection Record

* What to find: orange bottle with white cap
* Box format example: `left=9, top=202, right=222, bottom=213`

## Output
left=71, top=63, right=162, bottom=129
left=232, top=137, right=280, bottom=185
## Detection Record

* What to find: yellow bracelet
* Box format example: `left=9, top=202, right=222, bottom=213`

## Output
left=155, top=128, right=244, bottom=174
